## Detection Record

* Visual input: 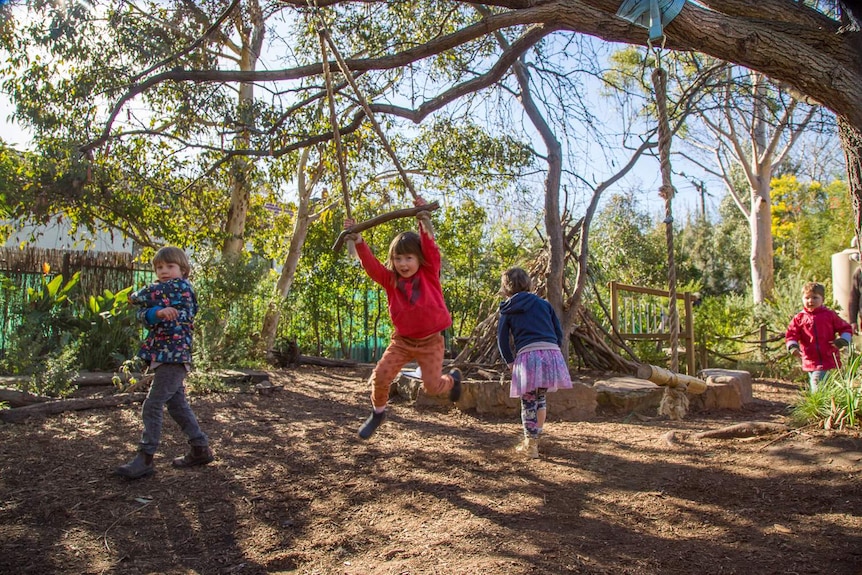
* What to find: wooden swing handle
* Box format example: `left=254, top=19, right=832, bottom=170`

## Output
left=333, top=201, right=440, bottom=252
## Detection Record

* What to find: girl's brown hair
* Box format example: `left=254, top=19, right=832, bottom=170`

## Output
left=386, top=231, right=426, bottom=271
left=153, top=246, right=191, bottom=278
left=500, top=267, right=532, bottom=297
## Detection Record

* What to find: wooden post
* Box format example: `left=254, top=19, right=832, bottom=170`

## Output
left=610, top=281, right=619, bottom=337
left=684, top=292, right=695, bottom=375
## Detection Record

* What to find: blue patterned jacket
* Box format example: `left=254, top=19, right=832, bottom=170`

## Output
left=129, top=278, right=197, bottom=365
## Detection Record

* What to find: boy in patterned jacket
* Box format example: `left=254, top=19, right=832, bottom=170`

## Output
left=116, top=247, right=214, bottom=479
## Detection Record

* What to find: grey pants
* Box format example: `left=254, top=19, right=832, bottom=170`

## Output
left=138, top=364, right=208, bottom=455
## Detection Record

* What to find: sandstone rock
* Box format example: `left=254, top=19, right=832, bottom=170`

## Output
left=593, top=376, right=664, bottom=414
left=688, top=380, right=742, bottom=411
left=699, top=368, right=753, bottom=404
left=394, top=373, right=597, bottom=420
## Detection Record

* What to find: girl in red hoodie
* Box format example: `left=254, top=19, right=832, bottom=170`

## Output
left=344, top=198, right=461, bottom=439
left=785, top=282, right=852, bottom=392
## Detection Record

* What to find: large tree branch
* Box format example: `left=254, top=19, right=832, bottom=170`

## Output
left=371, top=23, right=559, bottom=123
left=131, top=0, right=242, bottom=82
left=84, top=0, right=862, bottom=159
left=82, top=6, right=550, bottom=152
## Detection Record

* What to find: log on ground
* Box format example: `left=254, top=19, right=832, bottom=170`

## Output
left=0, top=393, right=147, bottom=423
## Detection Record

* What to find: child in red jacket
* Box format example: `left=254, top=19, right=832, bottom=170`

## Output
left=785, top=282, right=852, bottom=392
left=344, top=198, right=461, bottom=439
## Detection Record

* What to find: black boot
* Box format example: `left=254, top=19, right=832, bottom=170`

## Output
left=358, top=410, right=386, bottom=440
left=172, top=445, right=214, bottom=468
left=448, top=369, right=462, bottom=402
left=115, top=451, right=155, bottom=479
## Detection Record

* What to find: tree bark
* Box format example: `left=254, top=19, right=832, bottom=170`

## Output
left=750, top=176, right=775, bottom=304
left=839, top=116, right=862, bottom=243
left=692, top=421, right=789, bottom=439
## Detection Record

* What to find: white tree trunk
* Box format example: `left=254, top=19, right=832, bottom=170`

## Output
left=749, top=177, right=775, bottom=304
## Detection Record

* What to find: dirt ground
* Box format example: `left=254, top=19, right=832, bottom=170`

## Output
left=1, top=365, right=861, bottom=575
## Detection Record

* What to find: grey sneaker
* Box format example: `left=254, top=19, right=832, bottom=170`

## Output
left=115, top=451, right=155, bottom=479
left=358, top=411, right=386, bottom=440
left=448, top=369, right=462, bottom=402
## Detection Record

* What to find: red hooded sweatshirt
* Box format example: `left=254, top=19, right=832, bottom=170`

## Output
left=354, top=227, right=452, bottom=339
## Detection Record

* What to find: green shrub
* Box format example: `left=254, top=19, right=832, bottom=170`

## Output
left=76, top=286, right=139, bottom=371
left=1, top=272, right=84, bottom=377
left=29, top=339, right=79, bottom=398
left=790, top=352, right=862, bottom=429
left=193, top=252, right=274, bottom=367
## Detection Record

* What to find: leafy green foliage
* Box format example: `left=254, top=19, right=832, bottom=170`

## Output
left=29, top=341, right=80, bottom=398
left=692, top=292, right=756, bottom=367
left=1, top=272, right=85, bottom=395
left=771, top=175, right=853, bottom=279
left=111, top=357, right=144, bottom=393
left=589, top=193, right=666, bottom=288
left=435, top=200, right=533, bottom=338
left=192, top=251, right=275, bottom=367
left=676, top=197, right=750, bottom=296
left=589, top=192, right=693, bottom=290
left=76, top=286, right=138, bottom=371
left=2, top=272, right=83, bottom=376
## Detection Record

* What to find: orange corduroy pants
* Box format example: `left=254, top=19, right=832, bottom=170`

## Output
left=369, top=332, right=454, bottom=409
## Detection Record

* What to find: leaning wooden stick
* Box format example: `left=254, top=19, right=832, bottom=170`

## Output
left=333, top=201, right=440, bottom=252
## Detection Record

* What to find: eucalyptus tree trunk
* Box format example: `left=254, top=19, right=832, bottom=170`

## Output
left=749, top=173, right=775, bottom=304
left=700, top=71, right=811, bottom=304
left=748, top=76, right=775, bottom=304
left=259, top=147, right=330, bottom=353
left=222, top=0, right=265, bottom=257
left=508, top=52, right=567, bottom=355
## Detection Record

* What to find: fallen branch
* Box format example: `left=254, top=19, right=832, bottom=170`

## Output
left=0, top=393, right=147, bottom=423
left=296, top=355, right=366, bottom=368
left=0, top=387, right=52, bottom=408
left=757, top=423, right=819, bottom=450
left=660, top=430, right=682, bottom=446
left=692, top=421, right=789, bottom=440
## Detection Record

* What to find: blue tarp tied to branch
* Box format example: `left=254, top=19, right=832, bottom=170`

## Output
left=616, top=0, right=685, bottom=42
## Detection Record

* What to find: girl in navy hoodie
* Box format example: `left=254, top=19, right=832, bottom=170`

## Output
left=497, top=267, right=572, bottom=458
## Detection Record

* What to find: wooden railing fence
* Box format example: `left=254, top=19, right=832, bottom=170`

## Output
left=609, top=281, right=698, bottom=375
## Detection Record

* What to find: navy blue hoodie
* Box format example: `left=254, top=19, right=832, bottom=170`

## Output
left=497, top=292, right=564, bottom=364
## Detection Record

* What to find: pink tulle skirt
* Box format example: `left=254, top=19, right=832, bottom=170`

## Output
left=509, top=348, right=573, bottom=398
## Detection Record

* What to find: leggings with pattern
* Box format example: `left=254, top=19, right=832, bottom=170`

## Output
left=521, top=388, right=547, bottom=439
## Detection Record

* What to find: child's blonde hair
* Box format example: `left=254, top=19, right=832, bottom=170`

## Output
left=153, top=246, right=191, bottom=278
left=500, top=267, right=532, bottom=297
left=802, top=281, right=825, bottom=298
left=386, top=232, right=426, bottom=271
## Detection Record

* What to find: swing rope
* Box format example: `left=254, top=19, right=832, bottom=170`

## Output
left=310, top=4, right=419, bottom=201
left=309, top=2, right=437, bottom=252
left=651, top=55, right=679, bottom=374
left=650, top=45, right=690, bottom=420
left=318, top=24, right=352, bottom=222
